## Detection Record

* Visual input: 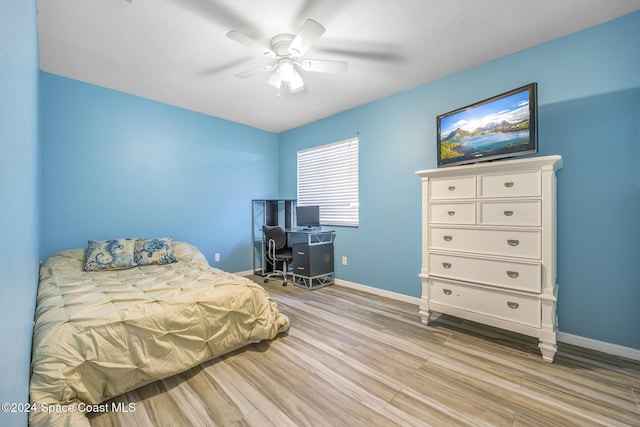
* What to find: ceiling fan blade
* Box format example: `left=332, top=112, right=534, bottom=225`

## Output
left=233, top=64, right=274, bottom=79
left=289, top=19, right=325, bottom=57
left=226, top=31, right=275, bottom=57
left=300, top=59, right=348, bottom=74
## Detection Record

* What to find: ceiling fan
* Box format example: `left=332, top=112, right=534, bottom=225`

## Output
left=226, top=19, right=348, bottom=94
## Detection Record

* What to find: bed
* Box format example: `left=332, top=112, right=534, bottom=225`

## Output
left=29, top=240, right=290, bottom=427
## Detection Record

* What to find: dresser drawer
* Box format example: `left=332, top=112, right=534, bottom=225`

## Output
left=429, top=202, right=475, bottom=224
left=430, top=176, right=476, bottom=200
left=429, top=253, right=541, bottom=293
left=430, top=279, right=541, bottom=328
left=479, top=200, right=541, bottom=227
left=479, top=170, right=540, bottom=198
left=429, top=227, right=541, bottom=259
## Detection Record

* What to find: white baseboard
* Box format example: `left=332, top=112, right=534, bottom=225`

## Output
left=334, top=279, right=640, bottom=361
left=234, top=269, right=254, bottom=277
left=334, top=278, right=421, bottom=305
left=557, top=332, right=640, bottom=361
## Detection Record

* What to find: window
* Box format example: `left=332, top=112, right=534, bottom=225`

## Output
left=297, top=137, right=359, bottom=227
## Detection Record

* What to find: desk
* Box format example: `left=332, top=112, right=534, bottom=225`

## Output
left=284, top=228, right=335, bottom=290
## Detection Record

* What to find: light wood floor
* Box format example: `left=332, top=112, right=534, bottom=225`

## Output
left=90, top=277, right=640, bottom=427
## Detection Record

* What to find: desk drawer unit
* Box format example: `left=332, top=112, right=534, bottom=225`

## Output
left=292, top=243, right=334, bottom=277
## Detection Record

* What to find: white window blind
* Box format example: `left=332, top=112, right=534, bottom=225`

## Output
left=297, top=137, right=359, bottom=227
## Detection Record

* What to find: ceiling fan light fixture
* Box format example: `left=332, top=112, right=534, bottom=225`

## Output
left=279, top=59, right=295, bottom=81
left=288, top=70, right=304, bottom=92
left=268, top=71, right=283, bottom=89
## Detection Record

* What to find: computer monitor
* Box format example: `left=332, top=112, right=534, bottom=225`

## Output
left=296, top=205, right=320, bottom=229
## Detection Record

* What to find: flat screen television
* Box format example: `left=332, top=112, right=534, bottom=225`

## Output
left=296, top=205, right=320, bottom=229
left=437, top=83, right=537, bottom=168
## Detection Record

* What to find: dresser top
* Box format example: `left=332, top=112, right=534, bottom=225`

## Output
left=416, top=155, right=562, bottom=178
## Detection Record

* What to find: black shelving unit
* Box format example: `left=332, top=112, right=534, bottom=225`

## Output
left=252, top=199, right=297, bottom=276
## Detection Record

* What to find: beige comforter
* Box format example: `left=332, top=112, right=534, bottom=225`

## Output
left=29, top=242, right=289, bottom=427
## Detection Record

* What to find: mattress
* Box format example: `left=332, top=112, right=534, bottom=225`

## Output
left=29, top=242, right=289, bottom=427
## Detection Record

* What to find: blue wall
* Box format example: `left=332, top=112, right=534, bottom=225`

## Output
left=280, top=12, right=640, bottom=350
left=0, top=1, right=39, bottom=426
left=39, top=73, right=280, bottom=272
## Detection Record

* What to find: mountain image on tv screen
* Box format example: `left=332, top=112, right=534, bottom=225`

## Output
left=437, top=84, right=537, bottom=167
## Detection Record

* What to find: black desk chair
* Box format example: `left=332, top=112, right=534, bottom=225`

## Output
left=262, top=225, right=293, bottom=286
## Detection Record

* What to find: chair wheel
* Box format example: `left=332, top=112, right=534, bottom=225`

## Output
left=282, top=282, right=287, bottom=286
left=263, top=278, right=268, bottom=283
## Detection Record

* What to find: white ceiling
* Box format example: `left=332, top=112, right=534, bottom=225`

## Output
left=37, top=0, right=640, bottom=133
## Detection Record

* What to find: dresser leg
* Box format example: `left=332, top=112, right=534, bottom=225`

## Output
left=419, top=306, right=431, bottom=325
left=539, top=340, right=557, bottom=363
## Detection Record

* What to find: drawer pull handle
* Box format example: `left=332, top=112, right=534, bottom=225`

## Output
left=297, top=252, right=305, bottom=255
left=507, top=239, right=519, bottom=246
left=447, top=210, right=456, bottom=216
left=504, top=181, right=514, bottom=188
left=506, top=271, right=519, bottom=278
left=442, top=262, right=451, bottom=269
left=443, top=235, right=453, bottom=242
left=507, top=301, right=520, bottom=309
left=504, top=210, right=514, bottom=216
left=443, top=289, right=452, bottom=295
left=448, top=186, right=456, bottom=191
left=297, top=267, right=305, bottom=271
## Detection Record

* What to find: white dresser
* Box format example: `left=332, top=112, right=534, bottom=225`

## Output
left=416, top=155, right=562, bottom=362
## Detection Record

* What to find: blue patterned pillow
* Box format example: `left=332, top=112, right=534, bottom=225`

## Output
left=135, top=237, right=178, bottom=266
left=84, top=238, right=137, bottom=271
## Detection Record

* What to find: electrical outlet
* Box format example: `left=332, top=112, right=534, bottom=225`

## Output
left=341, top=256, right=347, bottom=266
left=214, top=253, right=220, bottom=262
